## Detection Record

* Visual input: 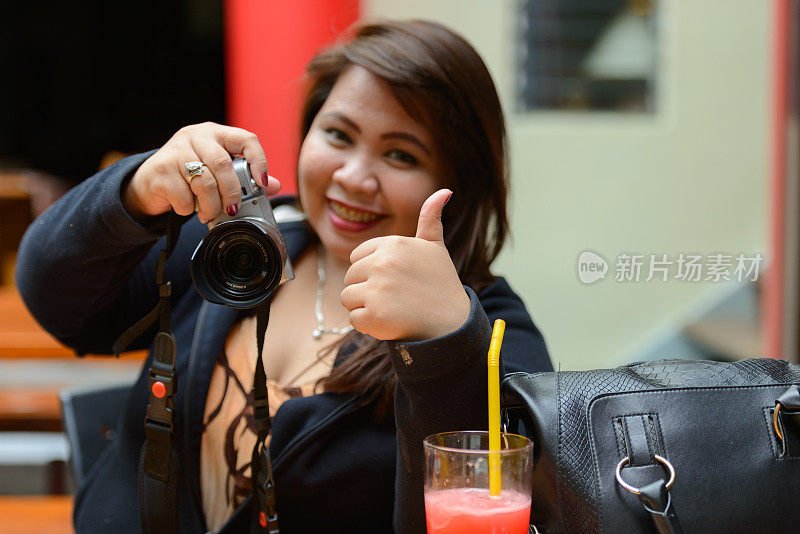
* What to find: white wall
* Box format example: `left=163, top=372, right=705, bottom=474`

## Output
left=367, top=0, right=770, bottom=369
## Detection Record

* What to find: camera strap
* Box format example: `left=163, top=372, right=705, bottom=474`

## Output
left=114, top=214, right=280, bottom=533
left=250, top=300, right=279, bottom=533
left=113, top=214, right=182, bottom=534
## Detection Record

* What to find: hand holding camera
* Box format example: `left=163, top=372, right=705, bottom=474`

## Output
left=122, top=122, right=281, bottom=223
left=191, top=156, right=294, bottom=308
left=121, top=122, right=290, bottom=309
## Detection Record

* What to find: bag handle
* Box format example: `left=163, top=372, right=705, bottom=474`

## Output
left=615, top=455, right=681, bottom=534
left=615, top=414, right=683, bottom=534
left=773, top=385, right=800, bottom=457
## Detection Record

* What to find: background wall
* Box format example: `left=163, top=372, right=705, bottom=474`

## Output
left=366, top=0, right=770, bottom=369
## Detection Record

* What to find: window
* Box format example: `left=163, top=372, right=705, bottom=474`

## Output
left=517, top=0, right=658, bottom=112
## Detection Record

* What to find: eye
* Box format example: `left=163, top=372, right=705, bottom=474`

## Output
left=385, top=149, right=418, bottom=166
left=325, top=128, right=351, bottom=145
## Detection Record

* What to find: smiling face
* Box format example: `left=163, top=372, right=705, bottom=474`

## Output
left=297, top=65, right=445, bottom=264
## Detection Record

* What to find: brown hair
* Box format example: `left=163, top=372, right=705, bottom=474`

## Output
left=300, top=20, right=510, bottom=419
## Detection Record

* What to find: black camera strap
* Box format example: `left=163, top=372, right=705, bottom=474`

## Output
left=114, top=215, right=182, bottom=534
left=114, top=213, right=280, bottom=533
left=250, top=300, right=279, bottom=533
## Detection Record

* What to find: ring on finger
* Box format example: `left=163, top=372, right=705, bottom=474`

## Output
left=184, top=161, right=206, bottom=184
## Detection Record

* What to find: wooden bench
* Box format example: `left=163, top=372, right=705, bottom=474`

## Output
left=0, top=495, right=73, bottom=534
left=0, top=286, right=144, bottom=431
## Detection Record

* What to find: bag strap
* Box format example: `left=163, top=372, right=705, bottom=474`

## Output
left=637, top=479, right=683, bottom=534
left=773, top=385, right=800, bottom=457
left=615, top=415, right=682, bottom=534
left=114, top=214, right=183, bottom=534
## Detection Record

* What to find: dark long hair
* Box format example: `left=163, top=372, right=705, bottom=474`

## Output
left=300, top=20, right=510, bottom=419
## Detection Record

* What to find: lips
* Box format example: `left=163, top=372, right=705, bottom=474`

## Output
left=327, top=198, right=386, bottom=232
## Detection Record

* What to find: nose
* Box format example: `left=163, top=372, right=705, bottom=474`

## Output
left=331, top=153, right=379, bottom=197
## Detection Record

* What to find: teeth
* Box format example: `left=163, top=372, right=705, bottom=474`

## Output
left=330, top=201, right=381, bottom=223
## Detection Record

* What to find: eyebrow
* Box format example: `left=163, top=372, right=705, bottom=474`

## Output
left=322, top=112, right=432, bottom=156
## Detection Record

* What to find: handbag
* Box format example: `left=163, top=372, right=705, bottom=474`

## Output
left=501, top=358, right=800, bottom=534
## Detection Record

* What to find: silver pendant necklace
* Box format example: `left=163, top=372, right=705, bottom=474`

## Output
left=312, top=245, right=354, bottom=340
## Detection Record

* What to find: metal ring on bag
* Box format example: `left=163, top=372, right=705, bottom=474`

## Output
left=615, top=454, right=676, bottom=495
left=774, top=402, right=785, bottom=442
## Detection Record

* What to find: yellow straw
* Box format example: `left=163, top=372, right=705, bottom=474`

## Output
left=487, top=319, right=505, bottom=496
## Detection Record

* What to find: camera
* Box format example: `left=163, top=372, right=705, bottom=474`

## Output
left=190, top=156, right=294, bottom=309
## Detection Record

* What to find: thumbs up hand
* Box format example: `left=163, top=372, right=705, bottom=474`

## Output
left=341, top=189, right=471, bottom=341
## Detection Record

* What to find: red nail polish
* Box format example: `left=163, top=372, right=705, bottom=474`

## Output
left=261, top=172, right=269, bottom=187
left=444, top=191, right=453, bottom=206
left=226, top=204, right=239, bottom=216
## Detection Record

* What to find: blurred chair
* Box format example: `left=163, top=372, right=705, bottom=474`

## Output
left=59, top=382, right=131, bottom=485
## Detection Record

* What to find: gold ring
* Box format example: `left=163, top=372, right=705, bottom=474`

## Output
left=184, top=161, right=206, bottom=183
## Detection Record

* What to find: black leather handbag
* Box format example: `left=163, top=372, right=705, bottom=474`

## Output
left=501, top=358, right=800, bottom=534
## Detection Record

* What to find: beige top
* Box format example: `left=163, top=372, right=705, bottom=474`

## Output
left=199, top=315, right=332, bottom=532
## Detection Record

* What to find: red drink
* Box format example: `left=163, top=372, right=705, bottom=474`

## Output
left=425, top=487, right=531, bottom=534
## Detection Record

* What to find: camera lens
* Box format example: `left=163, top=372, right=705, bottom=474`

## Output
left=191, top=219, right=285, bottom=309
left=221, top=242, right=259, bottom=281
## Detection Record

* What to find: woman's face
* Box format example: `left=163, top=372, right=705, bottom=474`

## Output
left=298, top=65, right=445, bottom=264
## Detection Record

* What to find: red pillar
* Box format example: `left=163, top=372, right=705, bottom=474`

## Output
left=764, top=0, right=789, bottom=358
left=224, top=0, right=360, bottom=194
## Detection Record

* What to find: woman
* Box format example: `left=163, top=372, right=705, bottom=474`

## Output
left=16, top=19, right=551, bottom=533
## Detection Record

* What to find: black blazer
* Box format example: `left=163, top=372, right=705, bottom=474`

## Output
left=15, top=152, right=552, bottom=533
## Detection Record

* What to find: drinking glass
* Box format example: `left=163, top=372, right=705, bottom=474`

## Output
left=424, top=431, right=534, bottom=534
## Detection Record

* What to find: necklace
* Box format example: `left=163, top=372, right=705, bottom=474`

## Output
left=312, top=245, right=354, bottom=340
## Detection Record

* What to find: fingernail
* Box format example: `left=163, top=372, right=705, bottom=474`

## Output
left=226, top=204, right=239, bottom=216
left=261, top=172, right=269, bottom=187
left=444, top=190, right=453, bottom=206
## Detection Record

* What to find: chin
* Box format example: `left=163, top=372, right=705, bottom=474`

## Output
left=311, top=209, right=403, bottom=262
left=314, top=227, right=362, bottom=261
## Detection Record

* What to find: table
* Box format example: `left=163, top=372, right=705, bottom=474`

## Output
left=0, top=495, right=73, bottom=534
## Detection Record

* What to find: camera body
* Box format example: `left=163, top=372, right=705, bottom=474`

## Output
left=190, top=156, right=294, bottom=309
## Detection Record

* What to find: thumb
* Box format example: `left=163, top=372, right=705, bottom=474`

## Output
left=415, top=189, right=452, bottom=244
